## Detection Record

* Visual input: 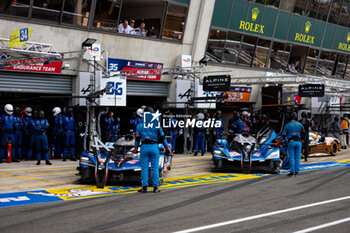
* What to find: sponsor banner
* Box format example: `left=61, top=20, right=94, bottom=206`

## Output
left=0, top=190, right=62, bottom=208
left=176, top=79, right=192, bottom=108
left=298, top=84, right=324, bottom=97
left=83, top=43, right=101, bottom=61
left=181, top=55, right=191, bottom=69
left=2, top=59, right=62, bottom=74
left=203, top=75, right=231, bottom=92
left=96, top=74, right=127, bottom=106
left=225, top=86, right=252, bottom=102
left=108, top=58, right=163, bottom=81
left=9, top=27, right=33, bottom=48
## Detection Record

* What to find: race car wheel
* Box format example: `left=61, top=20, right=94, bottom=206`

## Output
left=330, top=142, right=338, bottom=156
left=81, top=167, right=93, bottom=181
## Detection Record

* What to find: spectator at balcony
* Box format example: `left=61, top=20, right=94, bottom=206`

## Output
left=135, top=23, right=147, bottom=37
left=287, top=62, right=299, bottom=74
left=117, top=19, right=133, bottom=34
left=147, top=26, right=157, bottom=38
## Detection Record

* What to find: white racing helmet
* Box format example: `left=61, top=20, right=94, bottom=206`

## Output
left=136, top=108, right=144, bottom=118
left=24, top=107, right=32, bottom=117
left=4, top=104, right=13, bottom=115
left=242, top=111, right=249, bottom=117
left=53, top=107, right=61, bottom=116
left=197, top=113, right=205, bottom=120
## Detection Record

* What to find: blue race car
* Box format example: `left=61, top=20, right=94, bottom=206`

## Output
left=212, top=127, right=281, bottom=174
left=77, top=135, right=173, bottom=187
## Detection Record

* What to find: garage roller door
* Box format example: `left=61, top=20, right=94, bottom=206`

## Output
left=127, top=80, right=168, bottom=96
left=0, top=72, right=73, bottom=94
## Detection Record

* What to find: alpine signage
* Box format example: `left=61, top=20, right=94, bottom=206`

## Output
left=298, top=84, right=324, bottom=97
left=203, top=75, right=231, bottom=92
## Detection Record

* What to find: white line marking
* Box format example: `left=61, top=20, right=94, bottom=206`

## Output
left=293, top=217, right=350, bottom=233
left=174, top=195, right=350, bottom=233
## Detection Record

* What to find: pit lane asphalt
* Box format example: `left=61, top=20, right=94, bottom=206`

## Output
left=0, top=155, right=349, bottom=232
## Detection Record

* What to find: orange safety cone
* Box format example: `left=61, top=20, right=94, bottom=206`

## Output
left=7, top=141, right=12, bottom=163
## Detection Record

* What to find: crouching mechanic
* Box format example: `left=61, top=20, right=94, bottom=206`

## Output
left=133, top=107, right=170, bottom=193
left=282, top=112, right=304, bottom=176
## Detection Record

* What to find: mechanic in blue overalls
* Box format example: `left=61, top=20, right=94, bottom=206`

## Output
left=129, top=111, right=142, bottom=135
left=62, top=107, right=77, bottom=161
left=194, top=113, right=205, bottom=156
left=167, top=112, right=178, bottom=153
left=228, top=112, right=244, bottom=147
left=108, top=117, right=120, bottom=142
left=52, top=107, right=63, bottom=159
left=282, top=112, right=304, bottom=176
left=14, top=107, right=23, bottom=161
left=133, top=107, right=170, bottom=193
left=32, top=110, right=52, bottom=165
left=0, top=104, right=17, bottom=162
left=22, top=107, right=33, bottom=160
left=213, top=110, right=224, bottom=141
left=104, top=111, right=114, bottom=142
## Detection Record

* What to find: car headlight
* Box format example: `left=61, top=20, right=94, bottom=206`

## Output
left=266, top=150, right=280, bottom=159
left=80, top=156, right=93, bottom=165
left=214, top=150, right=222, bottom=157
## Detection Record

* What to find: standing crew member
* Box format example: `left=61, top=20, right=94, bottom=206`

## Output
left=282, top=112, right=304, bottom=176
left=133, top=107, right=170, bottom=193
left=341, top=117, right=348, bottom=149
left=32, top=111, right=52, bottom=165
left=330, top=117, right=342, bottom=142
left=108, top=117, right=120, bottom=142
left=14, top=107, right=23, bottom=161
left=299, top=111, right=311, bottom=161
left=228, top=112, right=244, bottom=145
left=52, top=107, right=63, bottom=158
left=62, top=107, right=77, bottom=161
left=0, top=104, right=17, bottom=162
left=22, top=107, right=33, bottom=160
left=194, top=113, right=205, bottom=156
left=213, top=110, right=224, bottom=141
left=104, top=111, right=114, bottom=142
left=168, top=113, right=178, bottom=153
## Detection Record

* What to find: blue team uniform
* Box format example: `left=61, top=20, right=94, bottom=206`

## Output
left=130, top=117, right=142, bottom=133
left=165, top=118, right=178, bottom=151
left=107, top=123, right=120, bottom=142
left=14, top=115, right=23, bottom=159
left=228, top=119, right=244, bottom=135
left=213, top=117, right=224, bottom=140
left=194, top=120, right=205, bottom=154
left=32, top=118, right=49, bottom=161
left=0, top=114, right=16, bottom=160
left=22, top=115, right=34, bottom=159
left=282, top=120, right=304, bottom=174
left=104, top=116, right=114, bottom=139
left=135, top=122, right=169, bottom=188
left=62, top=115, right=77, bottom=158
left=53, top=115, right=63, bottom=156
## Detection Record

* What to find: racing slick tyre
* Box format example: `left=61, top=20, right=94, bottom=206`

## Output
left=212, top=159, right=222, bottom=171
left=80, top=167, right=94, bottom=182
left=330, top=142, right=339, bottom=156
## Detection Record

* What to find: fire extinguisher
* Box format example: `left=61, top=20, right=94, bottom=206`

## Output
left=7, top=140, right=12, bottom=163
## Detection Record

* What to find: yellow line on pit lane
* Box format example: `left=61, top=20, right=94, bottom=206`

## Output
left=0, top=181, right=75, bottom=188
left=1, top=167, right=76, bottom=173
left=174, top=158, right=212, bottom=162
